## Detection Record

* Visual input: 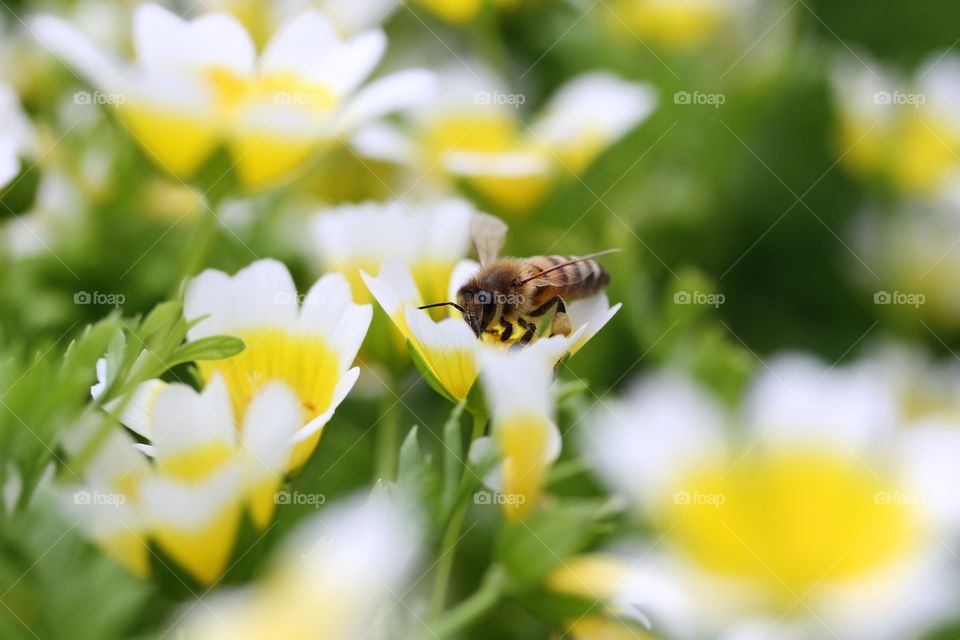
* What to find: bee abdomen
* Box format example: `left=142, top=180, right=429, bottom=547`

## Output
left=528, top=255, right=610, bottom=299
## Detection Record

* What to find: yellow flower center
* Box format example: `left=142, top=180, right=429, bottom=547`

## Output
left=660, top=448, right=921, bottom=606
left=197, top=328, right=341, bottom=469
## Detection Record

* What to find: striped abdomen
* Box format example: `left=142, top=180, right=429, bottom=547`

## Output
left=525, top=255, right=611, bottom=301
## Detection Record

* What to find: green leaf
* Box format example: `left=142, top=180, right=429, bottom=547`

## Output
left=397, top=425, right=422, bottom=488
left=496, top=499, right=614, bottom=590
left=464, top=376, right=488, bottom=422
left=405, top=337, right=458, bottom=405
left=170, top=335, right=245, bottom=365
left=138, top=301, right=183, bottom=342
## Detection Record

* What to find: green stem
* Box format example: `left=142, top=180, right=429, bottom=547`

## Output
left=174, top=198, right=220, bottom=295
left=431, top=411, right=487, bottom=615
left=376, top=383, right=400, bottom=481
left=428, top=566, right=508, bottom=639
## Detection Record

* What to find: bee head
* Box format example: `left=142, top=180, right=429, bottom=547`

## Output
left=456, top=286, right=497, bottom=337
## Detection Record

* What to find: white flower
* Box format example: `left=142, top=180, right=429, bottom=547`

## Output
left=308, top=197, right=474, bottom=304
left=177, top=493, right=421, bottom=640
left=31, top=3, right=434, bottom=189
left=184, top=258, right=372, bottom=470
left=582, top=355, right=960, bottom=639
left=353, top=67, right=655, bottom=213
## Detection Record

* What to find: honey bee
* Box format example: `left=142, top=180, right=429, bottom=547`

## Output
left=420, top=213, right=618, bottom=345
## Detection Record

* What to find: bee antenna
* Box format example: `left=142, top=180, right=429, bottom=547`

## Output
left=418, top=301, right=466, bottom=313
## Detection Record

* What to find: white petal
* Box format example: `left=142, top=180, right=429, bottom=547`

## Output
left=290, top=367, right=360, bottom=444
left=335, top=69, right=436, bottom=134
left=315, top=29, right=386, bottom=94
left=133, top=4, right=255, bottom=76
left=360, top=257, right=423, bottom=318
left=142, top=462, right=241, bottom=530
left=349, top=121, right=418, bottom=163
left=91, top=357, right=109, bottom=400
left=150, top=375, right=236, bottom=459
left=61, top=417, right=150, bottom=485
left=567, top=294, right=621, bottom=354
left=300, top=272, right=372, bottom=370
left=895, top=423, right=960, bottom=532
left=743, top=353, right=898, bottom=452
left=185, top=258, right=299, bottom=340
left=443, top=149, right=550, bottom=177
left=531, top=72, right=657, bottom=149
left=261, top=10, right=337, bottom=79
left=29, top=15, right=124, bottom=91
left=0, top=148, right=17, bottom=189
left=103, top=379, right=168, bottom=439
left=316, top=0, right=399, bottom=35
left=581, top=373, right=728, bottom=512
left=447, top=259, right=481, bottom=303
left=480, top=343, right=557, bottom=422
left=468, top=436, right=503, bottom=491
left=241, top=381, right=302, bottom=476
left=810, top=543, right=960, bottom=640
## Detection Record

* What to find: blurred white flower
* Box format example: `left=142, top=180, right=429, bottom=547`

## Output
left=582, top=354, right=960, bottom=639
left=0, top=81, right=36, bottom=189
left=65, top=376, right=304, bottom=584
left=177, top=493, right=421, bottom=640
left=472, top=341, right=566, bottom=519
left=353, top=67, right=656, bottom=213
left=832, top=53, right=960, bottom=196
left=206, top=0, right=399, bottom=41
left=32, top=3, right=433, bottom=189
left=308, top=197, right=474, bottom=304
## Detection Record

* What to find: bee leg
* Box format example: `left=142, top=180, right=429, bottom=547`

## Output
left=499, top=318, right=514, bottom=342
left=514, top=318, right=537, bottom=347
left=549, top=297, right=571, bottom=337
left=530, top=296, right=560, bottom=317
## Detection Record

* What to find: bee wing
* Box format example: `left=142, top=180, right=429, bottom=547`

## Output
left=470, top=213, right=508, bottom=267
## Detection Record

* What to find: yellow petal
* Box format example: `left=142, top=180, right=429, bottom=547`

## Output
left=153, top=501, right=242, bottom=585
left=99, top=530, right=151, bottom=578
left=228, top=135, right=322, bottom=190
left=121, top=106, right=219, bottom=178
